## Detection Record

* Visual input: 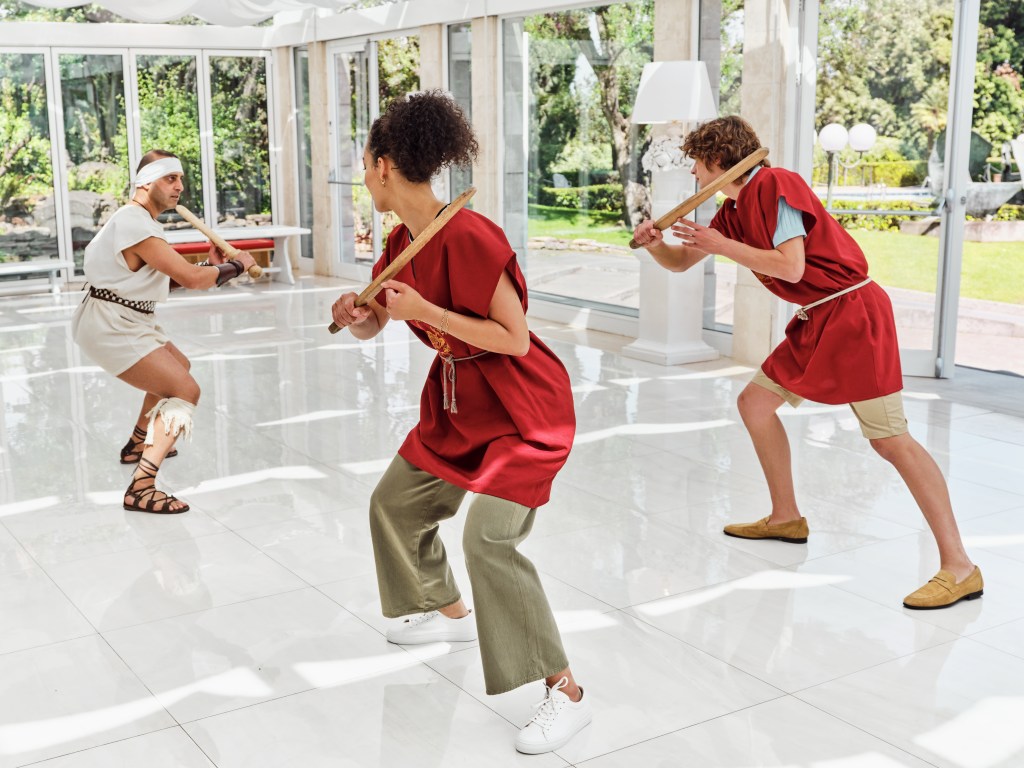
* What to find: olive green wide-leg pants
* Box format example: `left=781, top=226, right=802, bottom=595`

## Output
left=369, top=456, right=569, bottom=694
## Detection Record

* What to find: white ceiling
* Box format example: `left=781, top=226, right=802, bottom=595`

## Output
left=20, top=0, right=362, bottom=26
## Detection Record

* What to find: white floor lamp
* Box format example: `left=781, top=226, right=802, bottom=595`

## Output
left=623, top=60, right=719, bottom=366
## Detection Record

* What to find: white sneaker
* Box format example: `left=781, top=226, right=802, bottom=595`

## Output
left=514, top=677, right=592, bottom=754
left=385, top=610, right=477, bottom=645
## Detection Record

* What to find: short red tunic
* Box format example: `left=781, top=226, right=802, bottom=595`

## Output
left=711, top=166, right=903, bottom=404
left=370, top=208, right=575, bottom=507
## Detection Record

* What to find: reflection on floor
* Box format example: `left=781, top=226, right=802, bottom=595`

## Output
left=2, top=277, right=1023, bottom=767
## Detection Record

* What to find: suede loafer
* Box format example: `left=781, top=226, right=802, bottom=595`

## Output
left=723, top=516, right=808, bottom=543
left=903, top=566, right=984, bottom=610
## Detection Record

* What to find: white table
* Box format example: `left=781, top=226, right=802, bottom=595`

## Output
left=0, top=259, right=75, bottom=294
left=164, top=225, right=310, bottom=285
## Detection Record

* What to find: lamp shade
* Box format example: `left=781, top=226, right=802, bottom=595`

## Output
left=848, top=123, right=877, bottom=152
left=818, top=123, right=849, bottom=152
left=631, top=61, right=717, bottom=125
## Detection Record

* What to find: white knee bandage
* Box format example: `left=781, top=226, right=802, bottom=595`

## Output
left=144, top=397, right=196, bottom=445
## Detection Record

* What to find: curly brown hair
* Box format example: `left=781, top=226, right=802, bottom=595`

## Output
left=682, top=116, right=770, bottom=174
left=368, top=90, right=478, bottom=183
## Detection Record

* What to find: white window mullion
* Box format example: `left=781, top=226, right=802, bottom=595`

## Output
left=43, top=48, right=72, bottom=280
left=197, top=50, right=217, bottom=226
left=125, top=50, right=142, bottom=176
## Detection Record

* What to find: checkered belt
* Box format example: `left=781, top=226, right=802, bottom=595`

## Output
left=88, top=287, right=156, bottom=314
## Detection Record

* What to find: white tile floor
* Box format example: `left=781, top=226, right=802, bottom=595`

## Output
left=1, top=277, right=1023, bottom=767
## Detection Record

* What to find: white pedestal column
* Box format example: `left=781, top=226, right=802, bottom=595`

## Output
left=623, top=167, right=719, bottom=365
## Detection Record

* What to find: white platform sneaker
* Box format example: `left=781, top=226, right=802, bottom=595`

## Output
left=385, top=610, right=478, bottom=645
left=514, top=677, right=592, bottom=754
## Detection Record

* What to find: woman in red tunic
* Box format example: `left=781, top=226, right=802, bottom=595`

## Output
left=633, top=116, right=981, bottom=610
left=330, top=91, right=590, bottom=754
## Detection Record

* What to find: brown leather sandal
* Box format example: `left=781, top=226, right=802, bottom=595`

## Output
left=120, top=425, right=177, bottom=464
left=123, top=457, right=190, bottom=514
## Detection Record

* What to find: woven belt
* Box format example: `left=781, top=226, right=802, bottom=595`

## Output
left=440, top=350, right=490, bottom=414
left=89, top=287, right=156, bottom=314
left=795, top=278, right=872, bottom=320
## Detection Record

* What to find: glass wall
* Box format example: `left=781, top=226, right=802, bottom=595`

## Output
left=295, top=48, right=313, bottom=260
left=952, top=3, right=1024, bottom=376
left=448, top=22, right=472, bottom=199
left=58, top=53, right=129, bottom=274
left=135, top=54, right=204, bottom=224
left=0, top=52, right=58, bottom=285
left=703, top=0, right=744, bottom=333
left=210, top=55, right=272, bottom=226
left=814, top=0, right=952, bottom=371
left=377, top=35, right=419, bottom=243
left=503, top=3, right=654, bottom=314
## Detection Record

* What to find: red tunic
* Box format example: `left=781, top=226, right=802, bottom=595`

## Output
left=711, top=167, right=903, bottom=404
left=370, top=208, right=575, bottom=507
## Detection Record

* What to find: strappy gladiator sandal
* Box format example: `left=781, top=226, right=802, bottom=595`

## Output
left=123, top=457, right=190, bottom=514
left=120, top=425, right=177, bottom=464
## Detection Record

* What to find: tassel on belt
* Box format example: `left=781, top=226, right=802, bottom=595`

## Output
left=795, top=278, right=872, bottom=320
left=440, top=350, right=490, bottom=413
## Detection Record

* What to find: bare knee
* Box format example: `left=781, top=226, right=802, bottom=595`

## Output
left=173, top=377, right=200, bottom=406
left=738, top=385, right=780, bottom=428
left=869, top=433, right=914, bottom=463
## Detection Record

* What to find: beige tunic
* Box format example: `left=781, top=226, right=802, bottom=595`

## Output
left=72, top=205, right=173, bottom=376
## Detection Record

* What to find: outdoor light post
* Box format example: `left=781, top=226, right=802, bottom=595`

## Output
left=818, top=122, right=877, bottom=210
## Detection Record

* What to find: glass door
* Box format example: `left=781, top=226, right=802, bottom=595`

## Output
left=814, top=0, right=977, bottom=378
left=328, top=42, right=372, bottom=279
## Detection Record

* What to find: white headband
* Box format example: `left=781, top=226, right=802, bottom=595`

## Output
left=134, top=157, right=184, bottom=187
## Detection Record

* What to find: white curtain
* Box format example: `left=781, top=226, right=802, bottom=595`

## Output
left=21, top=0, right=355, bottom=26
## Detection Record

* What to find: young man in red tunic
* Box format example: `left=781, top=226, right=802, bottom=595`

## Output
left=330, top=91, right=590, bottom=754
left=632, top=116, right=982, bottom=610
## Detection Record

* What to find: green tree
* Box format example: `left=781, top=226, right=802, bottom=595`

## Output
left=527, top=2, right=654, bottom=227
left=0, top=54, right=52, bottom=211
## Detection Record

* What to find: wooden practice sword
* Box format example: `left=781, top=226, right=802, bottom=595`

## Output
left=629, top=147, right=769, bottom=250
left=328, top=186, right=476, bottom=334
left=174, top=205, right=264, bottom=279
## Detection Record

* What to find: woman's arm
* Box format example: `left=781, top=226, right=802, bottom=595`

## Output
left=381, top=271, right=531, bottom=356
left=670, top=219, right=806, bottom=283
left=331, top=291, right=390, bottom=339
left=126, top=237, right=256, bottom=289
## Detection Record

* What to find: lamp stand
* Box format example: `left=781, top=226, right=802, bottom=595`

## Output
left=623, top=165, right=719, bottom=366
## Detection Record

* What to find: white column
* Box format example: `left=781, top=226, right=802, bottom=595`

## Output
left=622, top=0, right=717, bottom=366
left=624, top=166, right=718, bottom=364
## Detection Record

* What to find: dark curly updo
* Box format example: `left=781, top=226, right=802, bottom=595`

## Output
left=682, top=116, right=770, bottom=174
left=368, top=90, right=478, bottom=183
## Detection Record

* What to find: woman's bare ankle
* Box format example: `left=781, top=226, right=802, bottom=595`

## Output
left=438, top=601, right=469, bottom=619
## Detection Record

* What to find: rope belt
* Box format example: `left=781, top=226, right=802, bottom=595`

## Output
left=88, top=286, right=155, bottom=314
left=440, top=350, right=490, bottom=413
left=795, top=277, right=872, bottom=320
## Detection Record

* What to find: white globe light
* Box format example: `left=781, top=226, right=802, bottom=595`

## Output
left=818, top=123, right=848, bottom=152
left=848, top=123, right=877, bottom=152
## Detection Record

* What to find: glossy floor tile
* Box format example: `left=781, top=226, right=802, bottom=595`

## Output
left=1, top=279, right=1022, bottom=766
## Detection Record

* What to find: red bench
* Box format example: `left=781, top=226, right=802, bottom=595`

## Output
left=171, top=238, right=275, bottom=273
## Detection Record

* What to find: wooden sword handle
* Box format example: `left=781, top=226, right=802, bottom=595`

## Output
left=629, top=147, right=770, bottom=249
left=174, top=204, right=264, bottom=278
left=328, top=186, right=477, bottom=334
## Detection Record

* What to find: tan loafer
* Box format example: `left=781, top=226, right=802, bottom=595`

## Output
left=903, top=566, right=984, bottom=610
left=723, top=516, right=808, bottom=543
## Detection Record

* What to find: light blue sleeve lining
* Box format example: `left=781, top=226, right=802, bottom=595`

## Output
left=773, top=195, right=807, bottom=247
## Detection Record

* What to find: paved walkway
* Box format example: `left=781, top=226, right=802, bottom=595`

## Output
left=526, top=243, right=1024, bottom=377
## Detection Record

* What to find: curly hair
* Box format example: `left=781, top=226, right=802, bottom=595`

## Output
left=368, top=90, right=478, bottom=183
left=682, top=116, right=770, bottom=174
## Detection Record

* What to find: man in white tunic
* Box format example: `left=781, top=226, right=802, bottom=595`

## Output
left=72, top=149, right=256, bottom=514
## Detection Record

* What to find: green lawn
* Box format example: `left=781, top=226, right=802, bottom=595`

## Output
left=850, top=230, right=1024, bottom=305
left=528, top=204, right=634, bottom=248
left=527, top=205, right=1024, bottom=305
